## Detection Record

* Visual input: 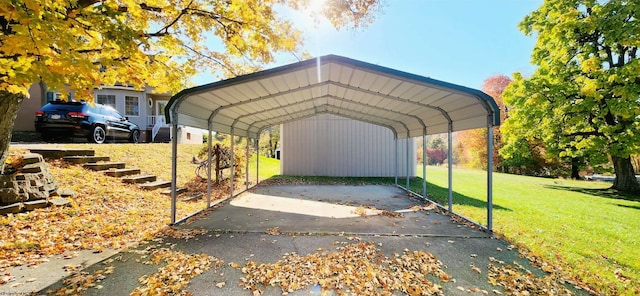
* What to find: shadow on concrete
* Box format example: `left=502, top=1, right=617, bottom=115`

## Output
left=261, top=175, right=512, bottom=212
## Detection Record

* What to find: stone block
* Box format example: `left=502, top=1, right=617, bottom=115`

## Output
left=21, top=163, right=43, bottom=174
left=0, top=188, right=21, bottom=204
left=56, top=189, right=77, bottom=198
left=0, top=203, right=23, bottom=215
left=24, top=200, right=50, bottom=211
left=28, top=190, right=48, bottom=200
left=22, top=153, right=44, bottom=165
left=50, top=197, right=71, bottom=206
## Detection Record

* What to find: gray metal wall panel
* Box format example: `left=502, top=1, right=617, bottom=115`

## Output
left=281, top=114, right=415, bottom=177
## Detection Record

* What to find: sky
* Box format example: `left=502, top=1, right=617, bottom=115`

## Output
left=193, top=0, right=542, bottom=90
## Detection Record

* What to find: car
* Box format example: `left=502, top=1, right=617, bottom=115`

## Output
left=35, top=100, right=140, bottom=144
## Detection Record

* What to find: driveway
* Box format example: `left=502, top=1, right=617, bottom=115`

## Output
left=28, top=184, right=584, bottom=295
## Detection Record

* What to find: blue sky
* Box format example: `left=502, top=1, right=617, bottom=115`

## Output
left=194, top=0, right=542, bottom=90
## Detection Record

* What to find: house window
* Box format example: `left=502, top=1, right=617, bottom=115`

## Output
left=46, top=92, right=66, bottom=102
left=125, top=96, right=139, bottom=116
left=187, top=132, right=191, bottom=140
left=96, top=94, right=116, bottom=108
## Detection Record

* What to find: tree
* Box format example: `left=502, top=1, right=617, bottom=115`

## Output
left=259, top=125, right=280, bottom=158
left=0, top=0, right=381, bottom=173
left=503, top=0, right=640, bottom=193
left=456, top=75, right=511, bottom=170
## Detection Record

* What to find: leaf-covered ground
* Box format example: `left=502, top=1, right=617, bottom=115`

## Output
left=0, top=144, right=224, bottom=271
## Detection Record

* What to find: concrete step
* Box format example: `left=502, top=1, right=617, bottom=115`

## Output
left=105, top=168, right=141, bottom=177
left=83, top=162, right=126, bottom=171
left=64, top=155, right=110, bottom=164
left=139, top=180, right=172, bottom=190
left=161, top=187, right=187, bottom=195
left=29, top=148, right=94, bottom=159
left=122, top=174, right=156, bottom=184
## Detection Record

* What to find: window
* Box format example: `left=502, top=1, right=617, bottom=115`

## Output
left=96, top=94, right=116, bottom=108
left=125, top=96, right=139, bottom=116
left=187, top=132, right=191, bottom=140
left=46, top=92, right=66, bottom=102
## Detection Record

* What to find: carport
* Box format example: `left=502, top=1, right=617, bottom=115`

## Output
left=165, top=55, right=500, bottom=230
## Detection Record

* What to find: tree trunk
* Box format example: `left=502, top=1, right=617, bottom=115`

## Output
left=611, top=155, right=640, bottom=193
left=0, top=92, right=25, bottom=174
left=570, top=157, right=583, bottom=180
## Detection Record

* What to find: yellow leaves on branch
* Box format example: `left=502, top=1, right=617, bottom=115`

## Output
left=237, top=242, right=451, bottom=295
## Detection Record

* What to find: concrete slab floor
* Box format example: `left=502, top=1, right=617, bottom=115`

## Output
left=6, top=184, right=587, bottom=295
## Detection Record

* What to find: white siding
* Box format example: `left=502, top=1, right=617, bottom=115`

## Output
left=281, top=114, right=416, bottom=177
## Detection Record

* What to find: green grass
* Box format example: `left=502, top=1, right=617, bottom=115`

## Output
left=249, top=155, right=281, bottom=181
left=413, top=165, right=639, bottom=295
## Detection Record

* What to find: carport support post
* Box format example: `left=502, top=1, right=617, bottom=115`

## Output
left=422, top=129, right=426, bottom=198
left=255, top=136, right=259, bottom=184
left=487, top=116, right=494, bottom=231
left=206, top=127, right=213, bottom=208
left=394, top=137, right=398, bottom=185
left=230, top=129, right=235, bottom=198
left=245, top=137, right=250, bottom=190
left=405, top=136, right=410, bottom=189
left=170, top=112, right=179, bottom=224
left=448, top=123, right=453, bottom=212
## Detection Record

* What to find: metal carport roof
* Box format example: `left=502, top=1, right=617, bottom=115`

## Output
left=165, top=55, right=499, bottom=139
left=165, top=54, right=500, bottom=231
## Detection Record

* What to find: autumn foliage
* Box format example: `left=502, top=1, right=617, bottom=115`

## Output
left=456, top=75, right=511, bottom=170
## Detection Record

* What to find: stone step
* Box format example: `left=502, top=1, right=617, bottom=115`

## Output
left=29, top=149, right=94, bottom=159
left=64, top=155, right=110, bottom=164
left=122, top=174, right=156, bottom=184
left=161, top=187, right=187, bottom=195
left=0, top=203, right=23, bottom=215
left=24, top=199, right=50, bottom=211
left=139, top=180, right=172, bottom=190
left=105, top=168, right=141, bottom=177
left=83, top=162, right=126, bottom=171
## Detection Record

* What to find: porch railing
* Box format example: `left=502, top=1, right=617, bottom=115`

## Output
left=149, top=115, right=168, bottom=141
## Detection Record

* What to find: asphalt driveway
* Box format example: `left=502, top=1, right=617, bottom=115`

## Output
left=25, top=184, right=585, bottom=295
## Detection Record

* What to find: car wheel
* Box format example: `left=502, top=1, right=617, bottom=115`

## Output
left=89, top=125, right=106, bottom=144
left=130, top=129, right=140, bottom=143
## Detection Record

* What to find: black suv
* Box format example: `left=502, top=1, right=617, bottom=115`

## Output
left=35, top=100, right=140, bottom=144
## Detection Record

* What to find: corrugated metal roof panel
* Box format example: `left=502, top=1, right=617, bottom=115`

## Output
left=166, top=55, right=499, bottom=139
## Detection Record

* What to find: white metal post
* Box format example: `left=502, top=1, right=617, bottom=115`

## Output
left=422, top=129, right=426, bottom=199
left=170, top=112, right=178, bottom=224
left=405, top=136, right=410, bottom=190
left=394, top=138, right=398, bottom=185
left=448, top=123, right=453, bottom=212
left=255, top=137, right=260, bottom=184
left=207, top=127, right=213, bottom=208
left=487, top=116, right=494, bottom=231
left=245, top=137, right=250, bottom=190
left=230, top=130, right=235, bottom=198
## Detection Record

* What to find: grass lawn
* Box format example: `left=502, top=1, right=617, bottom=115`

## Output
left=412, top=165, right=639, bottom=295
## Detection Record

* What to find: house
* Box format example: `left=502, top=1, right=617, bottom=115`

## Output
left=13, top=83, right=203, bottom=144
